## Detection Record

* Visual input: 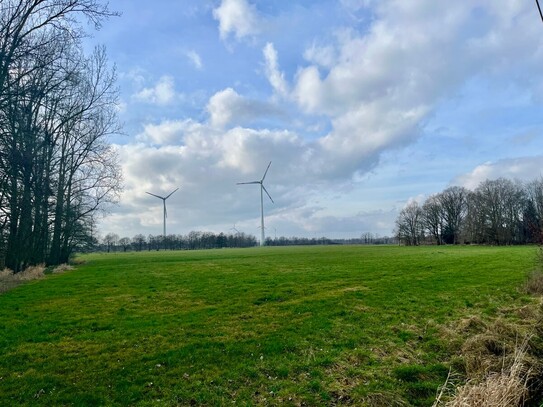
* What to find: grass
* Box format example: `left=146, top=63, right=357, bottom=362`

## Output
left=0, top=245, right=538, bottom=406
left=438, top=337, right=531, bottom=407
left=0, top=264, right=46, bottom=293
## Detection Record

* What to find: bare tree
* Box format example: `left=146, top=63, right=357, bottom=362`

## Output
left=439, top=186, right=468, bottom=244
left=118, top=237, right=131, bottom=252
left=395, top=201, right=424, bottom=246
left=103, top=233, right=118, bottom=253
left=473, top=178, right=525, bottom=245
left=132, top=234, right=146, bottom=251
left=422, top=194, right=444, bottom=245
left=524, top=178, right=543, bottom=242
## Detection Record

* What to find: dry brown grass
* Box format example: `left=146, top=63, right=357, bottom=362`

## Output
left=434, top=297, right=543, bottom=407
left=0, top=264, right=46, bottom=293
left=436, top=338, right=531, bottom=407
left=524, top=270, right=543, bottom=296
left=52, top=263, right=74, bottom=274
left=15, top=264, right=46, bottom=281
left=363, top=392, right=408, bottom=407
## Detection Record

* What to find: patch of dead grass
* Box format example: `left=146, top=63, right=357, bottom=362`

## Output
left=436, top=338, right=532, bottom=407
left=363, top=391, right=408, bottom=407
left=524, top=270, right=543, bottom=296
left=0, top=264, right=46, bottom=293
left=16, top=264, right=46, bottom=281
left=52, top=263, right=74, bottom=274
left=434, top=300, right=543, bottom=406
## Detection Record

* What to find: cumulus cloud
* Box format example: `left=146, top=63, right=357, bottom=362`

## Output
left=285, top=0, right=543, bottom=177
left=213, top=0, right=260, bottom=40
left=136, top=120, right=203, bottom=145
left=303, top=43, right=337, bottom=69
left=207, top=88, right=243, bottom=128
left=454, top=156, right=543, bottom=190
left=206, top=87, right=284, bottom=129
left=106, top=120, right=314, bottom=236
left=133, top=75, right=177, bottom=105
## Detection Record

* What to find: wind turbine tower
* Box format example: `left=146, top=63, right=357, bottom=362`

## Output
left=146, top=188, right=179, bottom=236
left=237, top=162, right=274, bottom=246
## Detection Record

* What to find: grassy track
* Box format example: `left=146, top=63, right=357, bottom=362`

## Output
left=0, top=245, right=537, bottom=406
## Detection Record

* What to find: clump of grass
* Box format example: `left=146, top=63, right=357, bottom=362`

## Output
left=523, top=270, right=543, bottom=296
left=434, top=294, right=543, bottom=406
left=438, top=338, right=531, bottom=407
left=15, top=264, right=46, bottom=281
left=460, top=319, right=530, bottom=379
left=363, top=391, right=408, bottom=406
left=0, top=264, right=45, bottom=293
left=52, top=264, right=74, bottom=274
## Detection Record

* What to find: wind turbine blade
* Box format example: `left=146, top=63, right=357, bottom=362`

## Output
left=237, top=181, right=260, bottom=185
left=146, top=191, right=164, bottom=199
left=165, top=187, right=179, bottom=199
left=262, top=184, right=274, bottom=203
left=165, top=204, right=167, bottom=219
left=261, top=161, right=272, bottom=182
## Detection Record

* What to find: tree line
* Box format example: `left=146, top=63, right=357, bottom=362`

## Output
left=265, top=234, right=397, bottom=246
left=92, top=231, right=399, bottom=252
left=0, top=1, right=121, bottom=272
left=97, top=231, right=258, bottom=252
left=395, top=177, right=543, bottom=246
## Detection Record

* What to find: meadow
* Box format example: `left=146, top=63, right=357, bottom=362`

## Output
left=0, top=245, right=539, bottom=406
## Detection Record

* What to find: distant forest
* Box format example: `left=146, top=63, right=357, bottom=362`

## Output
left=395, top=177, right=543, bottom=246
left=92, top=231, right=397, bottom=252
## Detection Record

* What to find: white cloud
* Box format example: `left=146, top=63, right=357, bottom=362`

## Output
left=263, top=43, right=289, bottom=97
left=186, top=50, right=203, bottom=70
left=133, top=75, right=177, bottom=105
left=454, top=156, right=543, bottom=190
left=104, top=119, right=314, bottom=237
left=303, top=43, right=337, bottom=69
left=212, top=0, right=260, bottom=40
left=273, top=207, right=396, bottom=237
left=136, top=120, right=203, bottom=145
left=207, top=88, right=247, bottom=128
left=206, top=87, right=284, bottom=129
left=285, top=0, right=543, bottom=177
left=122, top=68, right=146, bottom=86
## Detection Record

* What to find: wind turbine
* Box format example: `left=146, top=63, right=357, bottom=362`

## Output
left=146, top=188, right=179, bottom=236
left=237, top=161, right=274, bottom=246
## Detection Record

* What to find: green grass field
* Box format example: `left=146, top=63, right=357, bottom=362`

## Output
left=0, top=245, right=538, bottom=406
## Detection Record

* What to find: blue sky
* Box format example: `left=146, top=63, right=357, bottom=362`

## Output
left=87, top=0, right=543, bottom=241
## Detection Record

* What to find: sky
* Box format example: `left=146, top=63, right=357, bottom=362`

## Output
left=84, top=0, right=543, bottom=241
